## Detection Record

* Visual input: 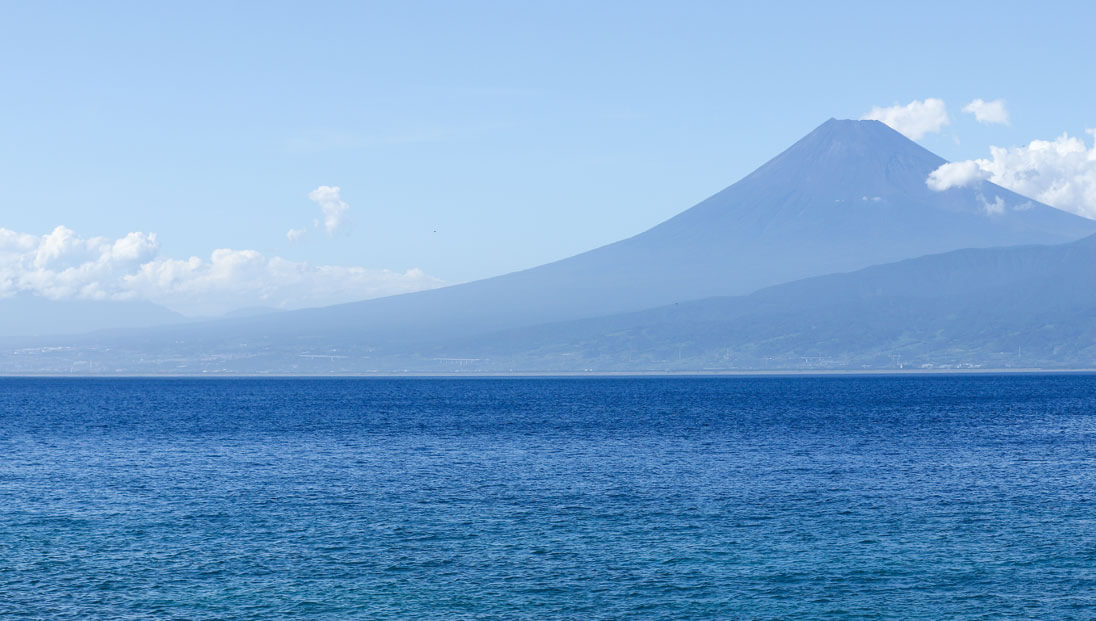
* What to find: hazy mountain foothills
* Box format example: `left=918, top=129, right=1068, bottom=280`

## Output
left=4, top=118, right=1096, bottom=373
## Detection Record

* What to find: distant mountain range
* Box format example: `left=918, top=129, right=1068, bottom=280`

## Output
left=4, top=118, right=1096, bottom=373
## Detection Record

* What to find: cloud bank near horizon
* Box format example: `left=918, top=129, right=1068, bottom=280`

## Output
left=0, top=225, right=444, bottom=316
left=927, top=130, right=1096, bottom=219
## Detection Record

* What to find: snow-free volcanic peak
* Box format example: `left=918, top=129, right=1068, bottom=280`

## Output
left=13, top=118, right=1096, bottom=372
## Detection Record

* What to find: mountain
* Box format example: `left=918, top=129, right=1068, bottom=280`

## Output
left=4, top=118, right=1096, bottom=373
left=259, top=118, right=1090, bottom=345
left=445, top=233, right=1096, bottom=371
left=0, top=295, right=186, bottom=338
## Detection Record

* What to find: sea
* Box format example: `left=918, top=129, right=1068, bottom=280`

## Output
left=1, top=375, right=1094, bottom=619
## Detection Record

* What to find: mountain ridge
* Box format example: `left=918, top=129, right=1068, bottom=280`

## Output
left=442, top=233, right=1096, bottom=371
left=146, top=118, right=1096, bottom=343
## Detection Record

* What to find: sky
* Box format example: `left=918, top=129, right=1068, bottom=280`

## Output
left=2, top=0, right=1095, bottom=315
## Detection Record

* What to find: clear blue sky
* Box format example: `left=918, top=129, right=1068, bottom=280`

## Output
left=2, top=0, right=1093, bottom=291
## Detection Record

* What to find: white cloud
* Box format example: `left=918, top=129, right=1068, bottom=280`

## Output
left=861, top=98, right=950, bottom=139
left=286, top=228, right=306, bottom=242
left=308, top=185, right=350, bottom=235
left=926, top=160, right=988, bottom=191
left=926, top=130, right=1096, bottom=219
left=0, top=225, right=444, bottom=315
left=962, top=98, right=1010, bottom=125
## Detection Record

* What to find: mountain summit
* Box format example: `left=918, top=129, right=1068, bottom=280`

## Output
left=270, top=118, right=1090, bottom=341
left=644, top=118, right=1090, bottom=295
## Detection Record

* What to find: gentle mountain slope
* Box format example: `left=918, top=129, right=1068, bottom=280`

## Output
left=8, top=235, right=1096, bottom=372
left=451, top=234, right=1096, bottom=370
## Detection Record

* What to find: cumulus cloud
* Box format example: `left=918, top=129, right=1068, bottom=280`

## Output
left=308, top=185, right=350, bottom=235
left=0, top=226, right=160, bottom=301
left=926, top=130, right=1096, bottom=219
left=861, top=98, right=950, bottom=139
left=962, top=98, right=1010, bottom=125
left=286, top=227, right=306, bottom=242
left=926, top=160, right=988, bottom=191
left=0, top=225, right=443, bottom=315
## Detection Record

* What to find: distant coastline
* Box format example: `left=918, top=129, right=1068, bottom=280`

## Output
left=4, top=368, right=1096, bottom=379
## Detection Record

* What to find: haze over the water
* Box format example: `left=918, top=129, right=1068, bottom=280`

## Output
left=3, top=2, right=1096, bottom=324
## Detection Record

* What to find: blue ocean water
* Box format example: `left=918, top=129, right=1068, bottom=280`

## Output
left=1, top=376, right=1095, bottom=619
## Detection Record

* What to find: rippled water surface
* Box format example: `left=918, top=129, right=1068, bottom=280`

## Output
left=2, top=375, right=1096, bottom=619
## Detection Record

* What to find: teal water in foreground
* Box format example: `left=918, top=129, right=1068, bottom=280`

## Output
left=1, top=375, right=1095, bottom=619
